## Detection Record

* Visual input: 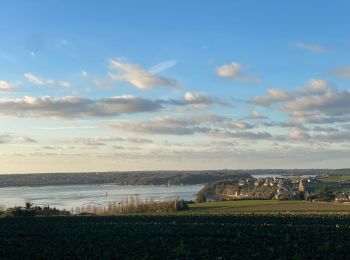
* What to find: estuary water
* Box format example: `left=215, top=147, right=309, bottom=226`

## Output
left=0, top=184, right=204, bottom=210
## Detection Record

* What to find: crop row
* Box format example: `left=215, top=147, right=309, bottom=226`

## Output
left=1, top=215, right=350, bottom=259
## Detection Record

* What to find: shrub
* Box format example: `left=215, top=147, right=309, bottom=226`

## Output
left=73, top=196, right=189, bottom=215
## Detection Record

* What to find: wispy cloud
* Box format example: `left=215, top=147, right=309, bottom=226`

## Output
left=92, top=79, right=114, bottom=89
left=59, top=81, right=70, bottom=88
left=36, top=126, right=97, bottom=130
left=0, top=134, right=36, bottom=144
left=148, top=60, right=177, bottom=74
left=24, top=72, right=71, bottom=88
left=81, top=70, right=88, bottom=77
left=61, top=136, right=153, bottom=146
left=24, top=72, right=45, bottom=85
left=109, top=58, right=179, bottom=89
left=292, top=42, right=328, bottom=53
left=331, top=67, right=350, bottom=79
left=107, top=116, right=211, bottom=136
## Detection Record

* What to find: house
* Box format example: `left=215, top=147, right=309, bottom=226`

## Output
left=335, top=193, right=349, bottom=202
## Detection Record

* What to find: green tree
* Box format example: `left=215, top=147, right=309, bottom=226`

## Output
left=196, top=193, right=207, bottom=203
left=317, top=188, right=335, bottom=201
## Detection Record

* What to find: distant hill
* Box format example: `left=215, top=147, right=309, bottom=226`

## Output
left=0, top=170, right=249, bottom=187
left=0, top=169, right=338, bottom=188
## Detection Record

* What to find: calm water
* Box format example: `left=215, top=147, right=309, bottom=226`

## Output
left=0, top=184, right=204, bottom=210
left=251, top=174, right=282, bottom=179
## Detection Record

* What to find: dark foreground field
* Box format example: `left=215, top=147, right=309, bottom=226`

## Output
left=1, top=215, right=350, bottom=259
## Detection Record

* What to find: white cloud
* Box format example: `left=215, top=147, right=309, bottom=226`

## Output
left=229, top=121, right=253, bottom=130
left=109, top=59, right=178, bottom=89
left=250, top=88, right=291, bottom=106
left=0, top=80, right=15, bottom=91
left=300, top=79, right=331, bottom=94
left=0, top=93, right=230, bottom=119
left=251, top=110, right=261, bottom=118
left=167, top=91, right=229, bottom=109
left=250, top=110, right=266, bottom=119
left=250, top=79, right=331, bottom=107
left=292, top=42, right=327, bottom=53
left=251, top=79, right=350, bottom=127
left=284, top=90, right=350, bottom=116
left=183, top=92, right=218, bottom=108
left=289, top=111, right=350, bottom=124
left=0, top=95, right=162, bottom=119
left=60, top=81, right=71, bottom=88
left=216, top=62, right=260, bottom=82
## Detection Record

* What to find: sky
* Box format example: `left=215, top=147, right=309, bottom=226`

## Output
left=1, top=0, right=350, bottom=173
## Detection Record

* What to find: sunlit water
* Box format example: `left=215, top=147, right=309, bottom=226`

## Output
left=0, top=184, right=204, bottom=210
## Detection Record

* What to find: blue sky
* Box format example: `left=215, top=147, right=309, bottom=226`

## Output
left=1, top=1, right=350, bottom=173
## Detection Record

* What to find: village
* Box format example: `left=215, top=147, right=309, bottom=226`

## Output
left=198, top=175, right=350, bottom=202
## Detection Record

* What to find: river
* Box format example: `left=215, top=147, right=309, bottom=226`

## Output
left=0, top=184, right=204, bottom=210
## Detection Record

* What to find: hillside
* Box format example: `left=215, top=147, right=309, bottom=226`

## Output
left=0, top=169, right=343, bottom=188
left=0, top=170, right=250, bottom=187
left=198, top=179, right=278, bottom=200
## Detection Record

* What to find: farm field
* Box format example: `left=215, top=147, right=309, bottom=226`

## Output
left=186, top=200, right=350, bottom=215
left=318, top=174, right=350, bottom=183
left=1, top=214, right=350, bottom=259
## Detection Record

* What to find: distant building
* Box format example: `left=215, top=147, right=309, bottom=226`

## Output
left=298, top=180, right=305, bottom=192
left=335, top=193, right=349, bottom=202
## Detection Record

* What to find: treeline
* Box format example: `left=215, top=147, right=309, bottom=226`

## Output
left=0, top=169, right=333, bottom=187
left=0, top=202, right=70, bottom=217
left=0, top=170, right=251, bottom=187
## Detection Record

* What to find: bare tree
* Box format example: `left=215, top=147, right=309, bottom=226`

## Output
left=0, top=204, right=6, bottom=212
